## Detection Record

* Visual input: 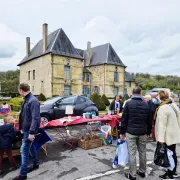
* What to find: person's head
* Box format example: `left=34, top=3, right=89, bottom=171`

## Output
left=144, top=95, right=151, bottom=102
left=3, top=116, right=14, bottom=124
left=132, top=87, right=142, bottom=95
left=158, top=90, right=170, bottom=102
left=18, top=83, right=30, bottom=97
left=114, top=95, right=120, bottom=102
left=3, top=102, right=6, bottom=105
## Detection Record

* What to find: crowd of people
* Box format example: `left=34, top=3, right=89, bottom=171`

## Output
left=0, top=84, right=180, bottom=180
left=110, top=87, right=180, bottom=180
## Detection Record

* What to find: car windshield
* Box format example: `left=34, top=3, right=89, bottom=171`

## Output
left=42, top=96, right=62, bottom=105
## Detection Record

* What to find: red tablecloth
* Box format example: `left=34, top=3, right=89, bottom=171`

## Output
left=45, top=115, right=120, bottom=128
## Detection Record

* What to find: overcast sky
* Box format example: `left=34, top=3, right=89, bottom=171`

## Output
left=0, top=0, right=180, bottom=75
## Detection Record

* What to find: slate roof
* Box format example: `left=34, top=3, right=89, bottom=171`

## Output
left=77, top=43, right=126, bottom=67
left=18, top=28, right=83, bottom=66
left=125, top=72, right=135, bottom=82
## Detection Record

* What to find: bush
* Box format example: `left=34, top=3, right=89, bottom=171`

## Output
left=123, top=94, right=130, bottom=102
left=90, top=93, right=106, bottom=111
left=101, top=94, right=110, bottom=106
left=38, top=93, right=46, bottom=101
left=11, top=104, right=21, bottom=112
left=9, top=97, right=23, bottom=106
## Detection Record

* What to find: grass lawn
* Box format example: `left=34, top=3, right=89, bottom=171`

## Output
left=99, top=106, right=109, bottom=115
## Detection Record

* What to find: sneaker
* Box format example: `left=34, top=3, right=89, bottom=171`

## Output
left=137, top=170, right=146, bottom=178
left=173, top=172, right=180, bottom=178
left=125, top=173, right=136, bottom=180
left=159, top=172, right=174, bottom=180
left=12, top=175, right=27, bottom=180
left=27, top=165, right=39, bottom=173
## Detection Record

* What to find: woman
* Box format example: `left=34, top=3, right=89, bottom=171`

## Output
left=109, top=95, right=123, bottom=114
left=155, top=90, right=180, bottom=179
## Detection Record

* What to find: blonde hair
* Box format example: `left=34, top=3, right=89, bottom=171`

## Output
left=144, top=95, right=151, bottom=101
left=158, top=90, right=169, bottom=101
left=3, top=116, right=14, bottom=124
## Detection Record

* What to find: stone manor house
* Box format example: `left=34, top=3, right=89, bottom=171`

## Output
left=18, top=24, right=135, bottom=98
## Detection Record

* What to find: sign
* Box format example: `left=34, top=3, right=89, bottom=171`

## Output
left=0, top=104, right=11, bottom=115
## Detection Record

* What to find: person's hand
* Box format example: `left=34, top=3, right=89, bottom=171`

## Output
left=20, top=130, right=24, bottom=134
left=120, top=134, right=125, bottom=139
left=28, top=134, right=35, bottom=141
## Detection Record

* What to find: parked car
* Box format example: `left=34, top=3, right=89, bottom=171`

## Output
left=146, top=88, right=171, bottom=98
left=40, top=95, right=98, bottom=123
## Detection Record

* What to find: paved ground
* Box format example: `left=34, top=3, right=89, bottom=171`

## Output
left=1, top=129, right=180, bottom=180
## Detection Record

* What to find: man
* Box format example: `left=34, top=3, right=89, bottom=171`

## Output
left=120, top=87, right=152, bottom=180
left=13, top=83, right=40, bottom=180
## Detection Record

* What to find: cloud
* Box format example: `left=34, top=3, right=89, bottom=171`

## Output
left=0, top=23, right=25, bottom=71
left=0, top=0, right=180, bottom=76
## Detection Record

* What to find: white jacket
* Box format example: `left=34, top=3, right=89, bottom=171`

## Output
left=155, top=103, right=180, bottom=146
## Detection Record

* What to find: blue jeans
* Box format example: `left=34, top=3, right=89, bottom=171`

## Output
left=20, top=131, right=39, bottom=176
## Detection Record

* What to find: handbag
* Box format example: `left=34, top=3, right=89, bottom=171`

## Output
left=154, top=142, right=170, bottom=167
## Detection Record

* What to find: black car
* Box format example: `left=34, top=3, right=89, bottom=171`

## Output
left=40, top=95, right=98, bottom=123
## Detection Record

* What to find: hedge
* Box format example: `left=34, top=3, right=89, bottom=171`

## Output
left=90, top=93, right=106, bottom=111
left=101, top=94, right=110, bottom=106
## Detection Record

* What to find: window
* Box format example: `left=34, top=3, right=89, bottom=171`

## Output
left=33, top=70, right=35, bottom=80
left=82, top=73, right=85, bottom=82
left=76, top=97, right=86, bottom=104
left=32, top=86, right=34, bottom=91
left=86, top=74, right=90, bottom=82
left=61, top=96, right=75, bottom=105
left=28, top=71, right=31, bottom=80
left=114, top=72, right=118, bottom=82
left=83, top=86, right=91, bottom=97
left=64, top=86, right=71, bottom=96
left=94, top=86, right=98, bottom=94
left=129, top=82, right=131, bottom=87
left=114, top=87, right=118, bottom=95
left=64, top=66, right=70, bottom=80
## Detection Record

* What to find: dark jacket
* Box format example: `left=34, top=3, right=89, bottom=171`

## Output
left=0, top=124, right=16, bottom=149
left=19, top=93, right=40, bottom=134
left=120, top=95, right=152, bottom=136
left=109, top=100, right=123, bottom=112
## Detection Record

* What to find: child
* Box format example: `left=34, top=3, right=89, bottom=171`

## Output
left=0, top=116, right=18, bottom=174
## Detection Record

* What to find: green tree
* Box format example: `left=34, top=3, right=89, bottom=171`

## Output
left=90, top=93, right=106, bottom=111
left=101, top=94, right=110, bottom=106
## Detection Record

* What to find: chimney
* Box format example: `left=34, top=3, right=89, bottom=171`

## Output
left=26, top=37, right=30, bottom=57
left=43, top=23, right=48, bottom=53
left=86, top=41, right=91, bottom=66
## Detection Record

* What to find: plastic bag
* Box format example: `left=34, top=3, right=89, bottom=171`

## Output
left=167, top=149, right=175, bottom=171
left=154, top=142, right=170, bottom=168
left=101, top=125, right=111, bottom=138
left=113, top=139, right=129, bottom=168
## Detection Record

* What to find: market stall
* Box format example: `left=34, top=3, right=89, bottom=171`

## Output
left=44, top=114, right=120, bottom=149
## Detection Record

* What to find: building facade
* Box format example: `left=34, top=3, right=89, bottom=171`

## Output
left=18, top=24, right=135, bottom=98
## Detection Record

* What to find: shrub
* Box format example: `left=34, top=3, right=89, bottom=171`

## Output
left=38, top=93, right=46, bottom=101
left=101, top=94, right=110, bottom=106
left=123, top=94, right=130, bottom=102
left=11, top=104, right=21, bottom=112
left=9, top=97, right=23, bottom=105
left=90, top=93, right=106, bottom=111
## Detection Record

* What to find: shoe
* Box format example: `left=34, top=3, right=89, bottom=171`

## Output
left=27, top=165, right=39, bottom=173
left=125, top=173, right=136, bottom=180
left=12, top=175, right=27, bottom=180
left=0, top=168, right=3, bottom=175
left=159, top=172, right=174, bottom=179
left=173, top=172, right=179, bottom=178
left=137, top=170, right=146, bottom=178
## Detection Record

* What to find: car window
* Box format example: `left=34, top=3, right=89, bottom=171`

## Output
left=60, top=96, right=76, bottom=105
left=76, top=97, right=86, bottom=104
left=43, top=96, right=62, bottom=104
